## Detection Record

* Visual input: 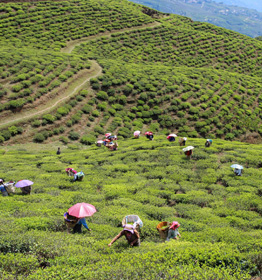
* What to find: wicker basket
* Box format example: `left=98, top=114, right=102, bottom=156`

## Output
left=122, top=215, right=143, bottom=230
left=157, top=221, right=171, bottom=239
left=64, top=214, right=78, bottom=231
left=4, top=182, right=15, bottom=194
left=21, top=186, right=31, bottom=195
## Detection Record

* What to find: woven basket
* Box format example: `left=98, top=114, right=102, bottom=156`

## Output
left=64, top=214, right=78, bottom=230
left=157, top=221, right=171, bottom=239
left=21, top=186, right=31, bottom=195
left=4, top=183, right=15, bottom=194
left=122, top=215, right=143, bottom=230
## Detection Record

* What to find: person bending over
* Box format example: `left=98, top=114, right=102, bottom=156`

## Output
left=108, top=224, right=140, bottom=247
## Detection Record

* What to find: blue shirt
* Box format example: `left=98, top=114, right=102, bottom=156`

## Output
left=166, top=228, right=180, bottom=241
left=77, top=218, right=89, bottom=229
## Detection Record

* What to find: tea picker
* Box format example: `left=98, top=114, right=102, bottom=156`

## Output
left=179, top=137, right=187, bottom=146
left=108, top=215, right=143, bottom=247
left=0, top=179, right=8, bottom=196
left=134, top=130, right=141, bottom=139
left=167, top=134, right=177, bottom=142
left=96, top=140, right=104, bottom=147
left=15, top=180, right=34, bottom=195
left=108, top=142, right=118, bottom=151
left=145, top=131, right=154, bottom=140
left=56, top=147, right=61, bottom=155
left=108, top=224, right=141, bottom=247
left=166, top=221, right=181, bottom=241
left=64, top=203, right=96, bottom=234
left=231, top=164, right=243, bottom=176
left=73, top=171, right=85, bottom=182
left=66, top=168, right=77, bottom=176
left=183, top=146, right=194, bottom=159
left=205, top=139, right=212, bottom=147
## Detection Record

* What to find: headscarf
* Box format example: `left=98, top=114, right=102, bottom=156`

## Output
left=170, top=221, right=180, bottom=230
left=123, top=224, right=134, bottom=234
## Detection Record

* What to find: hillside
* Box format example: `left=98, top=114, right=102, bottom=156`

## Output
left=0, top=137, right=262, bottom=279
left=0, top=1, right=262, bottom=279
left=128, top=0, right=262, bottom=38
left=0, top=0, right=262, bottom=146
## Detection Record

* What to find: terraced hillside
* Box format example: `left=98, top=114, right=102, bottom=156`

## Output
left=0, top=1, right=262, bottom=279
left=0, top=137, right=262, bottom=279
left=0, top=1, right=262, bottom=145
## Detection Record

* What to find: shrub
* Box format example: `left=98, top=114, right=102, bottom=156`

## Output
left=225, top=133, right=235, bottom=140
left=82, top=104, right=92, bottom=114
left=69, top=131, right=80, bottom=140
left=43, top=114, right=55, bottom=124
left=80, top=90, right=89, bottom=96
left=1, top=130, right=11, bottom=140
left=8, top=126, right=18, bottom=136
left=80, top=134, right=96, bottom=145
left=33, top=133, right=45, bottom=143
left=59, top=126, right=65, bottom=133
left=96, top=91, right=108, bottom=100
left=57, top=106, right=70, bottom=116
left=92, top=110, right=100, bottom=117
left=59, top=136, right=68, bottom=144
left=66, top=120, right=73, bottom=127
left=94, top=125, right=104, bottom=134
left=118, top=127, right=132, bottom=138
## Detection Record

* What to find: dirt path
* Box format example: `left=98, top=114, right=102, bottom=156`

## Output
left=0, top=21, right=161, bottom=129
left=61, top=22, right=161, bottom=54
left=0, top=62, right=102, bottom=129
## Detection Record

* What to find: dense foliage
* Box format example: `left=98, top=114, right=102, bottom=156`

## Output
left=0, top=47, right=90, bottom=113
left=0, top=1, right=261, bottom=143
left=0, top=138, right=262, bottom=279
left=0, top=0, right=153, bottom=50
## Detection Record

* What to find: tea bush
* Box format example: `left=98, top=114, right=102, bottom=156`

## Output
left=0, top=137, right=262, bottom=279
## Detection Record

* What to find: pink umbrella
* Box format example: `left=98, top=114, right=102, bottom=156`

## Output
left=15, top=180, right=34, bottom=188
left=134, top=130, right=140, bottom=136
left=97, top=140, right=104, bottom=144
left=105, top=133, right=111, bottom=138
left=68, top=203, right=97, bottom=218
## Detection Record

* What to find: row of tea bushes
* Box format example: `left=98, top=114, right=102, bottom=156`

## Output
left=0, top=137, right=261, bottom=278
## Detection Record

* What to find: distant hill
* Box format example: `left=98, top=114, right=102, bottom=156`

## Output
left=129, top=0, right=262, bottom=37
left=212, top=0, right=262, bottom=13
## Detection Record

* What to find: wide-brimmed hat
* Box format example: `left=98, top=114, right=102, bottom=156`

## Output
left=170, top=221, right=180, bottom=230
left=123, top=224, right=134, bottom=234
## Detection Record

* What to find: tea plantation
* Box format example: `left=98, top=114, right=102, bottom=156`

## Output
left=0, top=137, right=262, bottom=279
left=0, top=0, right=262, bottom=143
left=0, top=0, right=262, bottom=278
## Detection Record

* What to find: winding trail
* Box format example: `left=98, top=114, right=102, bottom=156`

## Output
left=0, top=21, right=160, bottom=129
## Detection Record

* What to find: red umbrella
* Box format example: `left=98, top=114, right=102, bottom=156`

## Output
left=145, top=131, right=153, bottom=135
left=167, top=134, right=177, bottom=138
left=68, top=203, right=97, bottom=218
